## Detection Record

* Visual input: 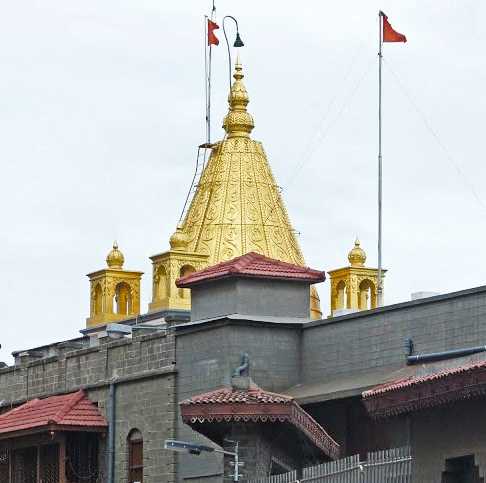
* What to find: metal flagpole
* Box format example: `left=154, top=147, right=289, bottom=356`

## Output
left=204, top=16, right=209, bottom=144
left=377, top=11, right=383, bottom=307
left=207, top=0, right=216, bottom=144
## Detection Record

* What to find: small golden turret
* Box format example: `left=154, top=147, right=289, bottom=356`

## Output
left=86, top=242, right=143, bottom=328
left=328, top=239, right=385, bottom=317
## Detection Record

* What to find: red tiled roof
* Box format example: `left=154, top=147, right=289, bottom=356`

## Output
left=182, top=386, right=293, bottom=405
left=176, top=252, right=325, bottom=288
left=363, top=357, right=486, bottom=398
left=180, top=385, right=340, bottom=460
left=0, top=390, right=107, bottom=438
left=363, top=358, right=486, bottom=418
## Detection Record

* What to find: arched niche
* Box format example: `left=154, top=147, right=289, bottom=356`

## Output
left=335, top=280, right=347, bottom=310
left=358, top=279, right=376, bottom=310
left=155, top=265, right=168, bottom=301
left=178, top=264, right=195, bottom=299
left=114, top=282, right=132, bottom=315
left=93, top=283, right=103, bottom=315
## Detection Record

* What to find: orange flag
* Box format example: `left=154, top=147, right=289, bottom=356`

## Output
left=208, top=19, right=219, bottom=46
left=381, top=12, right=407, bottom=43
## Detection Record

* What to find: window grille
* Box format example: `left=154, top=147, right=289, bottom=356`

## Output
left=128, top=429, right=143, bottom=483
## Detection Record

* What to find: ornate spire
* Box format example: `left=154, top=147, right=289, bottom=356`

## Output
left=222, top=58, right=255, bottom=138
left=150, top=59, right=322, bottom=319
left=348, top=238, right=367, bottom=267
left=106, top=241, right=125, bottom=269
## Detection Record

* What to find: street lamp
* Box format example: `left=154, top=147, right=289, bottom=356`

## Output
left=164, top=439, right=242, bottom=481
left=222, top=15, right=244, bottom=92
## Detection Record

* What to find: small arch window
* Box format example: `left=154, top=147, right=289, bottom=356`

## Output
left=178, top=265, right=195, bottom=299
left=128, top=429, right=143, bottom=483
left=115, top=282, right=132, bottom=315
left=335, top=280, right=347, bottom=310
left=358, top=279, right=376, bottom=310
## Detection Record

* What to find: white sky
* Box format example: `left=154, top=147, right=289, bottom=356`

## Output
left=1, top=0, right=485, bottom=361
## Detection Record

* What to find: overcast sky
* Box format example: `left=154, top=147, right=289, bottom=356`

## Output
left=1, top=0, right=485, bottom=361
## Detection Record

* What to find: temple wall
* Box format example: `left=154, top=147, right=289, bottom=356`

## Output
left=411, top=398, right=486, bottom=482
left=302, top=287, right=486, bottom=383
left=0, top=331, right=177, bottom=483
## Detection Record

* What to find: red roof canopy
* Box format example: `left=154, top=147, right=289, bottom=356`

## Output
left=181, top=385, right=339, bottom=460
left=176, top=252, right=325, bottom=288
left=0, top=390, right=107, bottom=439
left=363, top=357, right=486, bottom=418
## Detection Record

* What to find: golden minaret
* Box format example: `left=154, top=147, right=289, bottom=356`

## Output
left=86, top=242, right=143, bottom=328
left=328, top=239, right=385, bottom=317
left=149, top=59, right=322, bottom=318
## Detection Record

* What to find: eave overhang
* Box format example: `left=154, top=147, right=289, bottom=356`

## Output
left=180, top=387, right=340, bottom=460
left=363, top=357, right=486, bottom=419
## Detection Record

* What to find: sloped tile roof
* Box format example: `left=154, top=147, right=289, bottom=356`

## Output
left=180, top=384, right=340, bottom=460
left=0, top=390, right=107, bottom=437
left=363, top=357, right=486, bottom=398
left=363, top=357, right=486, bottom=418
left=176, top=252, right=325, bottom=288
left=182, top=386, right=292, bottom=405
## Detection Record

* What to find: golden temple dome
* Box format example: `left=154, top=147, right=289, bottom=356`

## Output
left=149, top=59, right=322, bottom=320
left=169, top=227, right=189, bottom=251
left=348, top=239, right=366, bottom=267
left=222, top=58, right=255, bottom=138
left=106, top=241, right=125, bottom=269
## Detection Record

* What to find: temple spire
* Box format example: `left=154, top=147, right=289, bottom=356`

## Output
left=150, top=60, right=322, bottom=319
left=222, top=60, right=255, bottom=138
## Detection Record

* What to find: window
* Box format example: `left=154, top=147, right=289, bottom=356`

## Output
left=128, top=429, right=143, bottom=483
left=442, top=455, right=483, bottom=483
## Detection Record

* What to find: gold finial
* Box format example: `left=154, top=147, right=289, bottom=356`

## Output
left=106, top=241, right=125, bottom=269
left=169, top=226, right=189, bottom=251
left=348, top=238, right=366, bottom=267
left=222, top=60, right=255, bottom=138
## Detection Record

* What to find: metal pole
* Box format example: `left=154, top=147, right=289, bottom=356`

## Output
left=233, top=441, right=240, bottom=482
left=106, top=382, right=116, bottom=483
left=204, top=16, right=209, bottom=144
left=207, top=1, right=216, bottom=144
left=377, top=11, right=383, bottom=307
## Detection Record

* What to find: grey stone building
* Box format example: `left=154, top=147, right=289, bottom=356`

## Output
left=2, top=251, right=486, bottom=482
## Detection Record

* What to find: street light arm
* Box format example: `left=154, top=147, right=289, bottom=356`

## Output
left=222, top=15, right=244, bottom=92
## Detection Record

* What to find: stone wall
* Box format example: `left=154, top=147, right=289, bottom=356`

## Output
left=0, top=330, right=177, bottom=483
left=411, top=398, right=486, bottom=482
left=302, top=287, right=486, bottom=383
left=191, top=278, right=310, bottom=322
left=175, top=321, right=302, bottom=482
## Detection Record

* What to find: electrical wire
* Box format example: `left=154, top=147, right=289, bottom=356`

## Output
left=262, top=55, right=375, bottom=226
left=383, top=57, right=486, bottom=215
left=178, top=146, right=202, bottom=224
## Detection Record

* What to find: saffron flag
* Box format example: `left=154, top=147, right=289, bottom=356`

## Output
left=208, top=19, right=219, bottom=46
left=381, top=12, right=407, bottom=43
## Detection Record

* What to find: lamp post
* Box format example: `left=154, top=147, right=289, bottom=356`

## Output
left=164, top=439, right=242, bottom=481
left=222, top=16, right=244, bottom=91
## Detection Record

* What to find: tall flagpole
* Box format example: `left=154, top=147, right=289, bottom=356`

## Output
left=204, top=16, right=209, bottom=144
left=377, top=11, right=383, bottom=307
left=207, top=0, right=216, bottom=144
